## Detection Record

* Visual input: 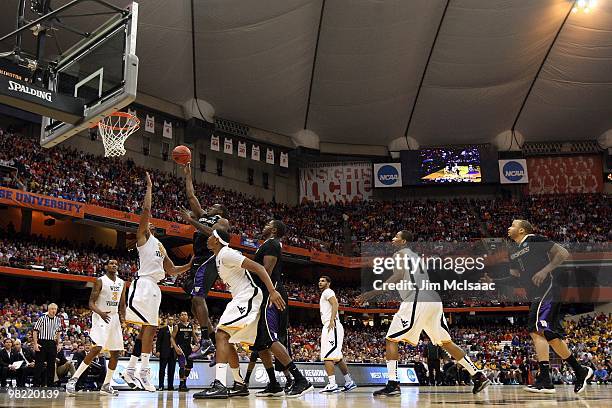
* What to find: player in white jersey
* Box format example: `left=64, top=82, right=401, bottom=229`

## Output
left=120, top=172, right=194, bottom=392
left=318, top=276, right=356, bottom=393
left=357, top=230, right=490, bottom=397
left=66, top=259, right=126, bottom=396
left=194, top=229, right=286, bottom=399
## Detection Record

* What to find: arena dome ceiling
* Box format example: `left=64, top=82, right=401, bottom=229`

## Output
left=2, top=0, right=612, bottom=148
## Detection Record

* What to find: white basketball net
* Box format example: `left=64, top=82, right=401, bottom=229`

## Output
left=98, top=112, right=140, bottom=157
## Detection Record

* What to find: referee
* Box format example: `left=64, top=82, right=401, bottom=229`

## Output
left=32, top=303, right=63, bottom=387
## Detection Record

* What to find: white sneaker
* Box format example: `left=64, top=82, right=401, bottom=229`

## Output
left=319, top=383, right=339, bottom=393
left=65, top=377, right=78, bottom=396
left=138, top=368, right=156, bottom=392
left=100, top=383, right=119, bottom=396
left=120, top=368, right=141, bottom=389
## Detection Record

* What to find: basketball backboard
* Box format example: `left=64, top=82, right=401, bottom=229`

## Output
left=0, top=0, right=138, bottom=148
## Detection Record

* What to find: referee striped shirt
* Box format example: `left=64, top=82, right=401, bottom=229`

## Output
left=33, top=313, right=63, bottom=341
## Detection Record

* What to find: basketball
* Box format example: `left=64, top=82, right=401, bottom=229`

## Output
left=172, top=145, right=191, bottom=165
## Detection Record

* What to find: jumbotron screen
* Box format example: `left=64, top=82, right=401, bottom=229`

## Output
left=418, top=147, right=482, bottom=183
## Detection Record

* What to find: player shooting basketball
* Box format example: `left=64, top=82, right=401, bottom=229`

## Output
left=178, top=163, right=230, bottom=360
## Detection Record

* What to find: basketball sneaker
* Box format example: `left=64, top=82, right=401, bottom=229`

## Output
left=574, top=366, right=593, bottom=394
left=228, top=381, right=249, bottom=397
left=100, top=383, right=119, bottom=396
left=341, top=381, right=357, bottom=392
left=285, top=379, right=314, bottom=398
left=119, top=368, right=140, bottom=389
left=138, top=368, right=156, bottom=392
left=373, top=381, right=401, bottom=397
left=524, top=373, right=555, bottom=394
left=193, top=380, right=228, bottom=399
left=471, top=372, right=491, bottom=394
left=256, top=382, right=285, bottom=397
left=189, top=338, right=216, bottom=360
left=319, top=383, right=339, bottom=393
left=283, top=377, right=294, bottom=394
left=65, top=377, right=78, bottom=396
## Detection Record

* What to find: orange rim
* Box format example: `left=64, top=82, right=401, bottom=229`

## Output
left=97, top=111, right=140, bottom=132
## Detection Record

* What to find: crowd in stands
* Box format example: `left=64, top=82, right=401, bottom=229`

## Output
left=1, top=298, right=609, bottom=387
left=0, top=127, right=609, bottom=256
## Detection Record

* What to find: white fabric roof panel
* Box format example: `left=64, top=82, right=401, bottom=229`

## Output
left=1, top=0, right=612, bottom=148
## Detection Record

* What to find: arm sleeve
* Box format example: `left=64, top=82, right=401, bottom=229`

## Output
left=322, top=289, right=335, bottom=301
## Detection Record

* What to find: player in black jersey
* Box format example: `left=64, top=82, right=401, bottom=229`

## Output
left=247, top=220, right=313, bottom=398
left=487, top=219, right=593, bottom=394
left=179, top=163, right=230, bottom=360
left=171, top=311, right=197, bottom=392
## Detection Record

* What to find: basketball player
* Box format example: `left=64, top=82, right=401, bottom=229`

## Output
left=171, top=311, right=197, bottom=392
left=180, top=163, right=230, bottom=359
left=318, top=276, right=357, bottom=393
left=66, top=259, right=126, bottom=396
left=492, top=219, right=593, bottom=394
left=119, top=172, right=194, bottom=392
left=193, top=229, right=286, bottom=399
left=357, top=230, right=490, bottom=396
left=249, top=220, right=313, bottom=397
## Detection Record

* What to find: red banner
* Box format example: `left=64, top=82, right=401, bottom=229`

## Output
left=0, top=187, right=85, bottom=218
left=527, top=155, right=603, bottom=194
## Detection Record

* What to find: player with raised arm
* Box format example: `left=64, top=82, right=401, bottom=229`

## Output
left=193, top=228, right=286, bottom=399
left=179, top=163, right=230, bottom=360
left=119, top=172, right=193, bottom=392
left=358, top=230, right=490, bottom=397
left=487, top=220, right=592, bottom=394
left=317, top=276, right=356, bottom=393
left=66, top=259, right=126, bottom=396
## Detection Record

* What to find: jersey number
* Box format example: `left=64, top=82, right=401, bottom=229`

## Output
left=111, top=292, right=119, bottom=301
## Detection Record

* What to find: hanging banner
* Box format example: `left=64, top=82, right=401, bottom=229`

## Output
left=252, top=145, right=260, bottom=161
left=224, top=138, right=233, bottom=155
left=162, top=121, right=172, bottom=139
left=299, top=162, right=373, bottom=203
left=527, top=155, right=603, bottom=194
left=0, top=187, right=84, bottom=218
left=145, top=115, right=155, bottom=133
left=280, top=152, right=289, bottom=168
left=266, top=148, right=274, bottom=165
left=210, top=135, right=220, bottom=151
left=127, top=108, right=137, bottom=118
left=238, top=141, right=247, bottom=158
left=499, top=159, right=528, bottom=184
left=373, top=163, right=402, bottom=188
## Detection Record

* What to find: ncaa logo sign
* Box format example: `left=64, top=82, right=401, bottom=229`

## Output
left=498, top=159, right=528, bottom=184
left=374, top=163, right=402, bottom=188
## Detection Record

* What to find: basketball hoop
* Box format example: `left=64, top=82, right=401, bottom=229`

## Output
left=97, top=111, right=140, bottom=157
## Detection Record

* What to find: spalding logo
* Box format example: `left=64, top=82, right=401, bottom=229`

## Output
left=502, top=161, right=525, bottom=182
left=377, top=165, right=399, bottom=186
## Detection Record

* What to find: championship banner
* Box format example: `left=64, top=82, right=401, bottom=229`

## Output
left=374, top=163, right=402, bottom=187
left=299, top=161, right=373, bottom=203
left=266, top=148, right=274, bottom=164
left=0, top=187, right=84, bottom=218
left=251, top=145, right=260, bottom=161
left=224, top=138, right=233, bottom=154
left=527, top=155, right=603, bottom=194
left=238, top=141, right=247, bottom=158
left=210, top=135, right=220, bottom=151
left=162, top=120, right=172, bottom=139
left=498, top=159, right=528, bottom=184
left=145, top=115, right=155, bottom=133
left=280, top=151, right=289, bottom=168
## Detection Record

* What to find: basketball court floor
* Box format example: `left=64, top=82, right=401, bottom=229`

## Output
left=1, top=386, right=611, bottom=407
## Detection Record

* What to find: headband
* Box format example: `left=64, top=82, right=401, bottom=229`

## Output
left=213, top=229, right=229, bottom=246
